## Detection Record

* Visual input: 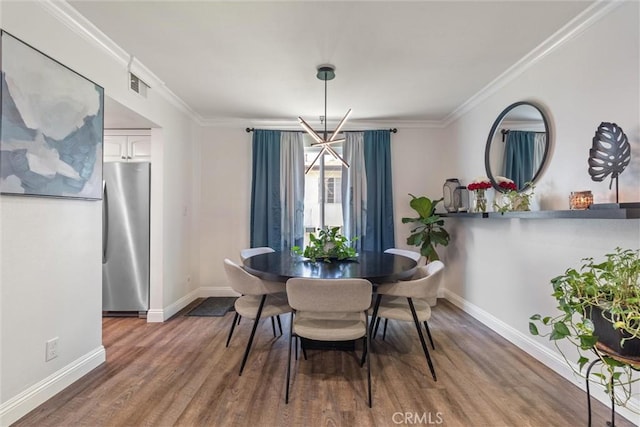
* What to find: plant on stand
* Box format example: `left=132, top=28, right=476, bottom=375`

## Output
left=401, top=194, right=450, bottom=261
left=467, top=176, right=492, bottom=213
left=529, top=247, right=640, bottom=411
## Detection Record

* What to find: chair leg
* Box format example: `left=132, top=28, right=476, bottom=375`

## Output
left=382, top=319, right=389, bottom=341
left=373, top=317, right=381, bottom=339
left=271, top=317, right=277, bottom=337
left=365, top=294, right=383, bottom=362
left=408, top=298, right=437, bottom=381
left=423, top=321, right=435, bottom=350
left=226, top=312, right=239, bottom=348
left=277, top=315, right=283, bottom=336
left=365, top=311, right=372, bottom=408
left=238, top=295, right=267, bottom=376
left=285, top=312, right=294, bottom=404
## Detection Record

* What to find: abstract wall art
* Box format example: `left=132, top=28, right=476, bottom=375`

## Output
left=0, top=31, right=104, bottom=200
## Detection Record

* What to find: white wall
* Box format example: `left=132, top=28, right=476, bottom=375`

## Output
left=196, top=126, right=449, bottom=291
left=443, top=1, right=640, bottom=417
left=0, top=2, right=197, bottom=424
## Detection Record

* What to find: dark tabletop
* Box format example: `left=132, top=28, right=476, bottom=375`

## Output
left=242, top=250, right=417, bottom=283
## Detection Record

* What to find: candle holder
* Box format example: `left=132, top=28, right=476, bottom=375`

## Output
left=569, top=191, right=593, bottom=210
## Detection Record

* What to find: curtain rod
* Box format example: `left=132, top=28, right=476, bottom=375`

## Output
left=245, top=127, right=398, bottom=133
left=501, top=128, right=546, bottom=142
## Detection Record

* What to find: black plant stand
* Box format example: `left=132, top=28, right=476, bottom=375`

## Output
left=585, top=342, right=640, bottom=427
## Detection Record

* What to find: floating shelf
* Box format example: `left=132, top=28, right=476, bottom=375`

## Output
left=439, top=207, right=640, bottom=220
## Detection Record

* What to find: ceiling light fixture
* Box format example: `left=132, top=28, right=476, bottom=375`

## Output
left=299, top=65, right=351, bottom=174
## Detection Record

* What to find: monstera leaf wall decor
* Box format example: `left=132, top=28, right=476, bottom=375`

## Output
left=588, top=122, right=631, bottom=203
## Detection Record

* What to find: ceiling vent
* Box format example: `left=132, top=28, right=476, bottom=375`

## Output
left=129, top=72, right=149, bottom=97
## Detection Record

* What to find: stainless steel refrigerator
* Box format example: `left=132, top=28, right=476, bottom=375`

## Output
left=102, top=162, right=150, bottom=313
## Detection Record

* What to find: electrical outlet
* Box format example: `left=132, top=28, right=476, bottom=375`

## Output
left=45, top=337, right=58, bottom=362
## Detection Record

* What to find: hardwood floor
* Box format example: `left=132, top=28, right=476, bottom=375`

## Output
left=14, top=300, right=635, bottom=427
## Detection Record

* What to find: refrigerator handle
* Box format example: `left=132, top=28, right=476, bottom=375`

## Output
left=103, top=180, right=109, bottom=264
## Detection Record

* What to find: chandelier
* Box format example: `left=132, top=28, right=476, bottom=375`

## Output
left=298, top=65, right=351, bottom=174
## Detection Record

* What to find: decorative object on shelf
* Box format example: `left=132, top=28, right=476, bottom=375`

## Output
left=467, top=177, right=492, bottom=213
left=401, top=194, right=450, bottom=261
left=0, top=31, right=104, bottom=200
left=569, top=191, right=594, bottom=210
left=298, top=65, right=351, bottom=174
left=529, top=247, right=640, bottom=412
left=588, top=122, right=631, bottom=203
left=493, top=177, right=534, bottom=213
left=454, top=186, right=469, bottom=212
left=291, top=226, right=357, bottom=262
left=443, top=178, right=461, bottom=213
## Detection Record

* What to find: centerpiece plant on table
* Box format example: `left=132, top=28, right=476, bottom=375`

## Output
left=529, top=247, right=640, bottom=411
left=292, top=226, right=357, bottom=263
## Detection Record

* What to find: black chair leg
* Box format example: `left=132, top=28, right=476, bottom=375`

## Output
left=382, top=319, right=389, bottom=341
left=271, top=317, right=277, bottom=337
left=374, top=317, right=381, bottom=339
left=423, top=320, right=435, bottom=350
left=365, top=295, right=383, bottom=362
left=238, top=295, right=267, bottom=376
left=408, top=298, right=437, bottom=381
left=226, top=312, right=239, bottom=347
left=365, top=312, right=372, bottom=408
left=285, top=312, right=294, bottom=404
left=277, top=315, right=283, bottom=335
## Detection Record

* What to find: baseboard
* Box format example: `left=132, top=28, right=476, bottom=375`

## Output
left=443, top=290, right=640, bottom=423
left=0, top=346, right=106, bottom=427
left=147, top=286, right=239, bottom=323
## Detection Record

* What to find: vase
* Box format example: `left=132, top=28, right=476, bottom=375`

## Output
left=473, top=189, right=487, bottom=213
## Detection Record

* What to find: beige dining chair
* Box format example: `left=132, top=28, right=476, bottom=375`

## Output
left=369, top=261, right=444, bottom=381
left=223, top=258, right=291, bottom=376
left=240, top=246, right=275, bottom=262
left=384, top=248, right=427, bottom=267
left=285, top=278, right=373, bottom=407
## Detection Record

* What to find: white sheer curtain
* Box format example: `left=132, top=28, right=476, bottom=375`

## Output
left=341, top=132, right=367, bottom=252
left=280, top=132, right=305, bottom=250
left=533, top=133, right=547, bottom=172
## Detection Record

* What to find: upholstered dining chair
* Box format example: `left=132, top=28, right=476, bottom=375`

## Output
left=369, top=261, right=445, bottom=382
left=238, top=246, right=282, bottom=337
left=240, top=246, right=275, bottom=262
left=285, top=278, right=373, bottom=407
left=223, top=258, right=291, bottom=376
left=384, top=248, right=426, bottom=267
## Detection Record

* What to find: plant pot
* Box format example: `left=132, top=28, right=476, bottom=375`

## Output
left=588, top=305, right=640, bottom=357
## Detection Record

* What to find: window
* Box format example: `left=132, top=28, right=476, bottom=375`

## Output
left=302, top=134, right=344, bottom=245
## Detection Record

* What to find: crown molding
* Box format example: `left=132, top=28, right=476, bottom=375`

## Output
left=41, top=0, right=621, bottom=130
left=198, top=117, right=443, bottom=130
left=39, top=0, right=202, bottom=123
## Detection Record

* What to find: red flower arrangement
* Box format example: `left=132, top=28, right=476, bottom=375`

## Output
left=496, top=176, right=517, bottom=191
left=467, top=181, right=492, bottom=191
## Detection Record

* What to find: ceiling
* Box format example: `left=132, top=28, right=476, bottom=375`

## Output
left=69, top=1, right=593, bottom=127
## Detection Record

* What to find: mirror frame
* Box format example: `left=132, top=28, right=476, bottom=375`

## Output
left=484, top=101, right=551, bottom=193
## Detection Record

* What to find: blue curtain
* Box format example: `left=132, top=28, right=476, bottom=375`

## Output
left=363, top=130, right=395, bottom=251
left=503, top=130, right=535, bottom=190
left=250, top=130, right=281, bottom=249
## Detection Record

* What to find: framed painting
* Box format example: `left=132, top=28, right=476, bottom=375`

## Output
left=0, top=30, right=104, bottom=200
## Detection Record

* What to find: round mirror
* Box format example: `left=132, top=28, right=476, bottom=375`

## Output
left=484, top=101, right=550, bottom=192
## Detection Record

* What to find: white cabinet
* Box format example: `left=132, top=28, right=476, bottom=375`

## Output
left=104, top=130, right=151, bottom=162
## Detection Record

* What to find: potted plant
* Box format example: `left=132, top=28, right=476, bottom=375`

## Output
left=292, top=226, right=357, bottom=262
left=529, top=247, right=640, bottom=410
left=401, top=194, right=450, bottom=261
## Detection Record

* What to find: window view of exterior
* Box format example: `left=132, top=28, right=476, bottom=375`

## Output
left=302, top=134, right=344, bottom=246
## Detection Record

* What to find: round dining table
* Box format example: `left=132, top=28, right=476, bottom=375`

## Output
left=242, top=250, right=417, bottom=283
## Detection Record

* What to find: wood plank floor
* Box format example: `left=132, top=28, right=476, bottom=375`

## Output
left=14, top=300, right=635, bottom=427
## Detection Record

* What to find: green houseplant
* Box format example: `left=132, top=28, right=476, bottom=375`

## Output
left=292, top=226, right=357, bottom=262
left=401, top=194, right=450, bottom=261
left=529, top=247, right=640, bottom=410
